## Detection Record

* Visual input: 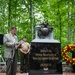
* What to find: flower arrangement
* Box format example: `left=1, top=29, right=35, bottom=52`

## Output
left=62, top=44, right=75, bottom=64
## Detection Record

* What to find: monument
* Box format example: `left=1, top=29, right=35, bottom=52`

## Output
left=29, top=22, right=62, bottom=75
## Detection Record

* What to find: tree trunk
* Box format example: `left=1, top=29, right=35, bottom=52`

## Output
left=14, top=0, right=17, bottom=26
left=8, top=0, right=11, bottom=29
left=30, top=0, right=34, bottom=40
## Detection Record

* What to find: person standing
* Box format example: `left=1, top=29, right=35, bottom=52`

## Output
left=3, top=26, right=19, bottom=75
left=19, top=36, right=30, bottom=74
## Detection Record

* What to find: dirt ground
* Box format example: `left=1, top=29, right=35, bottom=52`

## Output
left=0, top=72, right=75, bottom=75
left=0, top=73, right=26, bottom=75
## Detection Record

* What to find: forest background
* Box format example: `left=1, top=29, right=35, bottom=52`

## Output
left=0, top=0, right=75, bottom=61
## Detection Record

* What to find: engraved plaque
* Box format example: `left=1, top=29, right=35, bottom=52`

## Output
left=29, top=43, right=62, bottom=75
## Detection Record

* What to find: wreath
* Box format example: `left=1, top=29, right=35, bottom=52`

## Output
left=62, top=44, right=75, bottom=64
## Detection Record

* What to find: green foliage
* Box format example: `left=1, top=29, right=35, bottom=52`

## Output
left=0, top=0, right=75, bottom=61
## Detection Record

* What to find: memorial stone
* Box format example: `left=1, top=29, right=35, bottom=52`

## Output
left=29, top=22, right=62, bottom=75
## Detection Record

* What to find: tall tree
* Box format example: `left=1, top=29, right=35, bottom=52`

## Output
left=8, top=0, right=11, bottom=28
